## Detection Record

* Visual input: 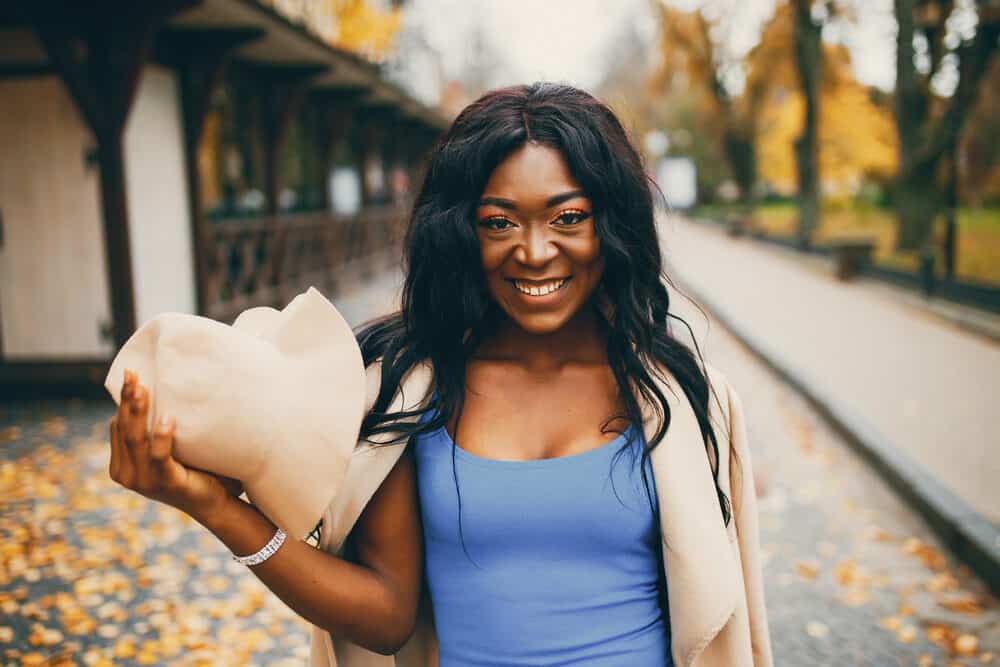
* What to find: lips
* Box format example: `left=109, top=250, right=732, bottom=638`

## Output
left=506, top=276, right=572, bottom=298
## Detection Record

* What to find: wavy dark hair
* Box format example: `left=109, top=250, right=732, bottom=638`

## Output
left=329, top=83, right=735, bottom=582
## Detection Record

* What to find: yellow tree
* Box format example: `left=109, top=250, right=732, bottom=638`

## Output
left=259, top=0, right=403, bottom=61
left=327, top=0, right=402, bottom=61
left=756, top=41, right=898, bottom=199
left=651, top=1, right=793, bottom=207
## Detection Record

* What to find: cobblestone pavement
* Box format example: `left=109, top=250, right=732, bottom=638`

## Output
left=2, top=270, right=998, bottom=665
left=658, top=215, right=1000, bottom=525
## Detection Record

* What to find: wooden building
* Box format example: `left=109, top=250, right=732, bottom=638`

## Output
left=0, top=0, right=446, bottom=398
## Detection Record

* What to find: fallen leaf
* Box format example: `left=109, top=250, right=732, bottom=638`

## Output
left=897, top=625, right=918, bottom=643
left=806, top=621, right=830, bottom=639
left=880, top=616, right=903, bottom=631
left=796, top=560, right=820, bottom=580
left=939, top=592, right=982, bottom=615
left=954, top=634, right=979, bottom=657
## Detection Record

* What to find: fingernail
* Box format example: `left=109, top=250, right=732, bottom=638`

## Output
left=157, top=415, right=171, bottom=430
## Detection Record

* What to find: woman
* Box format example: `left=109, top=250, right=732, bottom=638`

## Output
left=109, top=82, right=772, bottom=666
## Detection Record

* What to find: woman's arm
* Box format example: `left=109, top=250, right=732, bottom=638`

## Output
left=109, top=370, right=423, bottom=655
left=198, top=447, right=424, bottom=655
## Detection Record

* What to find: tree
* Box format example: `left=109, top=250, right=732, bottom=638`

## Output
left=892, top=0, right=999, bottom=250
left=327, top=0, right=403, bottom=61
left=652, top=4, right=761, bottom=207
left=793, top=0, right=824, bottom=245
left=753, top=1, right=900, bottom=200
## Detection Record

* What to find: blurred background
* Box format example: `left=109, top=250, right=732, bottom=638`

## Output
left=0, top=0, right=998, bottom=664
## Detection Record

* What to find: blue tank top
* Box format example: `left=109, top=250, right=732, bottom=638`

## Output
left=413, top=405, right=672, bottom=666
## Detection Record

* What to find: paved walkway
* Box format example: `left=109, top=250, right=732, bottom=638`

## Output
left=330, top=270, right=403, bottom=328
left=659, top=215, right=1000, bottom=525
left=675, top=283, right=1000, bottom=665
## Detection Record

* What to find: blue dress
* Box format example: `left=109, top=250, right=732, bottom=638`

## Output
left=413, top=406, right=673, bottom=666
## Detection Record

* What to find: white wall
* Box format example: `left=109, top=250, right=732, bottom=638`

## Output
left=124, top=64, right=197, bottom=327
left=0, top=76, right=112, bottom=359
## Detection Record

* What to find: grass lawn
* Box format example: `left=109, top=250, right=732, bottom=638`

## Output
left=691, top=203, right=1000, bottom=286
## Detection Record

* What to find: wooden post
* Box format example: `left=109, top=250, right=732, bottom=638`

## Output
left=26, top=0, right=198, bottom=349
left=310, top=87, right=368, bottom=211
left=248, top=62, right=327, bottom=215
left=357, top=104, right=396, bottom=206
left=155, top=27, right=265, bottom=316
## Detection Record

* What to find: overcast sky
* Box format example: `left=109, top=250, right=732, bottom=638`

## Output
left=394, top=0, right=903, bottom=105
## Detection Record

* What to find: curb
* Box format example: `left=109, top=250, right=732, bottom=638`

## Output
left=675, top=275, right=1000, bottom=598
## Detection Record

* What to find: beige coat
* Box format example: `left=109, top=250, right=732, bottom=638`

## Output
left=307, top=358, right=773, bottom=667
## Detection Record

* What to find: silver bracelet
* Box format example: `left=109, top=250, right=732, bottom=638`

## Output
left=232, top=527, right=287, bottom=566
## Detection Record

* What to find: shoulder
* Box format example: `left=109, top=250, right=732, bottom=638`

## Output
left=363, top=358, right=386, bottom=414
left=363, top=356, right=435, bottom=415
left=702, top=361, right=738, bottom=416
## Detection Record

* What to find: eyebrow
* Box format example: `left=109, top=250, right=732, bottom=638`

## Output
left=477, top=189, right=587, bottom=210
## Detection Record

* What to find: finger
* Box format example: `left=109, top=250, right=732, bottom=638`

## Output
left=125, top=382, right=153, bottom=488
left=150, top=415, right=175, bottom=465
left=111, top=413, right=136, bottom=486
left=150, top=416, right=188, bottom=494
left=116, top=369, right=135, bottom=429
left=108, top=416, right=122, bottom=481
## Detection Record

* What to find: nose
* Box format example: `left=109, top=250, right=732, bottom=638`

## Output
left=514, top=224, right=558, bottom=267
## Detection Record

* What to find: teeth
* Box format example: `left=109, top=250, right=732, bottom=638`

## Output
left=514, top=278, right=567, bottom=296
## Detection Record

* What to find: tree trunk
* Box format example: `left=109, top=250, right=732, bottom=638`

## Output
left=894, top=163, right=943, bottom=250
left=892, top=0, right=999, bottom=251
left=793, top=0, right=822, bottom=247
left=723, top=128, right=757, bottom=209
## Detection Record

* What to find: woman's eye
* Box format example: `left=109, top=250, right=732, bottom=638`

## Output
left=552, top=211, right=591, bottom=226
left=479, top=217, right=513, bottom=230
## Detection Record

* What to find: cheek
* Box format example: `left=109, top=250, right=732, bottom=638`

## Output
left=564, top=234, right=603, bottom=273
left=479, top=239, right=513, bottom=273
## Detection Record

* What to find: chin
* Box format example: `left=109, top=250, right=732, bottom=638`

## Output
left=507, top=312, right=574, bottom=335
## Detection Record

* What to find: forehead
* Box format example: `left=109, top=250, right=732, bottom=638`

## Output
left=480, top=143, right=584, bottom=204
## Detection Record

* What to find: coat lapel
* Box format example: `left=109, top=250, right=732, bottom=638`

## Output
left=641, top=364, right=740, bottom=667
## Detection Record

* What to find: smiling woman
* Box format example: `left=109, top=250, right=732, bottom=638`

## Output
left=475, top=144, right=606, bottom=334
left=333, top=82, right=773, bottom=667
left=109, top=82, right=771, bottom=667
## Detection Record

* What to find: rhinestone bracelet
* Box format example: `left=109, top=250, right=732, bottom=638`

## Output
left=232, top=527, right=287, bottom=566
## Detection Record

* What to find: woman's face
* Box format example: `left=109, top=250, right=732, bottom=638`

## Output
left=475, top=142, right=605, bottom=335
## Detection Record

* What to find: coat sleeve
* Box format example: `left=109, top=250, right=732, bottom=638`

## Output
left=726, top=380, right=774, bottom=667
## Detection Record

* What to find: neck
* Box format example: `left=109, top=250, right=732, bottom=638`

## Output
left=474, top=303, right=609, bottom=373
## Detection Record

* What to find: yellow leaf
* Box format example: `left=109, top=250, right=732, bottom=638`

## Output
left=879, top=616, right=903, bottom=632
left=954, top=633, right=979, bottom=656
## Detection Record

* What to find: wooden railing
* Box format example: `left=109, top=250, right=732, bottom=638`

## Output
left=200, top=205, right=408, bottom=323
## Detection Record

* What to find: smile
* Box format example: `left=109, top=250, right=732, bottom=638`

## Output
left=508, top=277, right=571, bottom=296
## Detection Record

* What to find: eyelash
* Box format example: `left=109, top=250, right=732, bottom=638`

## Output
left=478, top=209, right=592, bottom=230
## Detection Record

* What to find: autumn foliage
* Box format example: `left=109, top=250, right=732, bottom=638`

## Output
left=652, top=2, right=898, bottom=202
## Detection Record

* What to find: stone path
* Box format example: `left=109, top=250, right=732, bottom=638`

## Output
left=659, top=215, right=1000, bottom=525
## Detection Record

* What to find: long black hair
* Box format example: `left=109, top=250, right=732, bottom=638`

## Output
left=342, top=83, right=734, bottom=571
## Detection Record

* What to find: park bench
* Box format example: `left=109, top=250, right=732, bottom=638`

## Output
left=826, top=236, right=877, bottom=281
